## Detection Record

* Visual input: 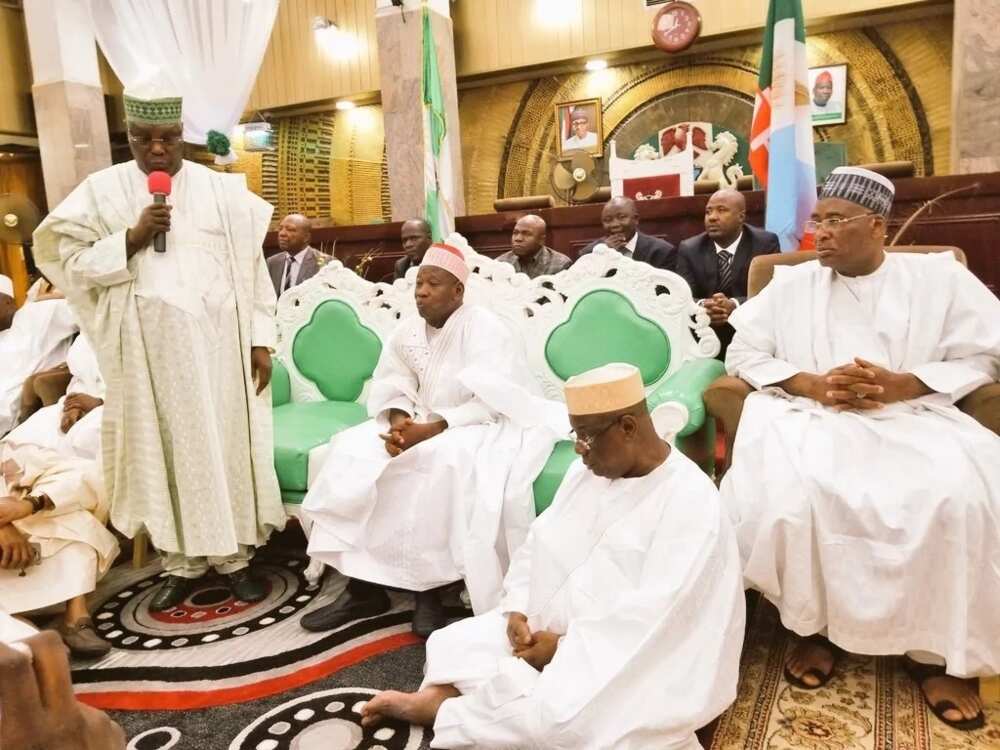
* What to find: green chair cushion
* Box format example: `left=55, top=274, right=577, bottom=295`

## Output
left=282, top=490, right=306, bottom=505
left=532, top=440, right=578, bottom=515
left=292, top=300, right=382, bottom=402
left=272, top=400, right=369, bottom=492
left=544, top=290, right=671, bottom=385
left=271, top=357, right=291, bottom=407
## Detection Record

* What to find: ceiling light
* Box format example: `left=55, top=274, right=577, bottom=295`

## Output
left=585, top=59, right=608, bottom=72
left=335, top=100, right=356, bottom=110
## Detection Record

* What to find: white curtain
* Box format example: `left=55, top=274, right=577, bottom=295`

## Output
left=89, top=0, right=278, bottom=159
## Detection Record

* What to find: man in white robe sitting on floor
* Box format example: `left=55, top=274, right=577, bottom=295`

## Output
left=721, top=167, right=1000, bottom=731
left=301, top=242, right=563, bottom=637
left=0, top=274, right=78, bottom=437
left=0, top=333, right=118, bottom=657
left=360, top=363, right=745, bottom=749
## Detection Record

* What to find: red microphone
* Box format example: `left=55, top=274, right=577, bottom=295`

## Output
left=147, top=171, right=172, bottom=253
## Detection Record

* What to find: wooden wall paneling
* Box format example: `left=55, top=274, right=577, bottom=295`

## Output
left=0, top=6, right=33, bottom=137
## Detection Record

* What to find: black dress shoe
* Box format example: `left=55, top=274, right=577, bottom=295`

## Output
left=300, top=586, right=391, bottom=632
left=412, top=589, right=446, bottom=638
left=227, top=569, right=267, bottom=603
left=149, top=575, right=198, bottom=612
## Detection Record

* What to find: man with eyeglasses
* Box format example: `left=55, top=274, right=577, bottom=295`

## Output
left=33, top=73, right=285, bottom=612
left=360, top=362, right=745, bottom=748
left=721, top=166, right=1000, bottom=731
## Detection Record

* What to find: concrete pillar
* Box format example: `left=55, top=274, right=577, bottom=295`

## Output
left=375, top=0, right=465, bottom=222
left=950, top=0, right=1000, bottom=174
left=23, top=0, right=111, bottom=207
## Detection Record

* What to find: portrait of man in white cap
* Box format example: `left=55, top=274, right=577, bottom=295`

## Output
left=301, top=242, right=564, bottom=638
left=33, top=69, right=285, bottom=612
left=558, top=100, right=602, bottom=156
left=721, top=166, right=1000, bottom=730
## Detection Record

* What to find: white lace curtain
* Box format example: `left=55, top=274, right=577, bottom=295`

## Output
left=89, top=0, right=278, bottom=161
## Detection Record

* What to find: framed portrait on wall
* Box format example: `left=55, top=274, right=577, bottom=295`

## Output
left=809, top=64, right=847, bottom=126
left=555, top=98, right=604, bottom=158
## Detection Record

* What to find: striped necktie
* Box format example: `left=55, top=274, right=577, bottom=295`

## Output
left=717, top=250, right=734, bottom=293
left=282, top=255, right=295, bottom=292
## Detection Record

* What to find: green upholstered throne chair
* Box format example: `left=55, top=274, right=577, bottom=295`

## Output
left=452, top=234, right=724, bottom=514
left=270, top=260, right=413, bottom=509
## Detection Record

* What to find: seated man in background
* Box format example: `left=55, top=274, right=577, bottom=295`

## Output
left=0, top=333, right=118, bottom=657
left=578, top=196, right=676, bottom=270
left=0, top=276, right=78, bottom=437
left=268, top=213, right=324, bottom=297
left=394, top=218, right=434, bottom=280
left=0, top=615, right=126, bottom=749
left=362, top=363, right=745, bottom=748
left=302, top=243, right=564, bottom=637
left=0, top=274, right=16, bottom=332
left=676, top=189, right=779, bottom=357
left=722, top=167, right=1000, bottom=731
left=496, top=215, right=571, bottom=279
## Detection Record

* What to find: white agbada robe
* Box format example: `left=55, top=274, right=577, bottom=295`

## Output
left=1, top=334, right=117, bottom=614
left=722, top=252, right=1000, bottom=677
left=0, top=298, right=78, bottom=436
left=421, top=449, right=745, bottom=750
left=303, top=304, right=566, bottom=613
left=33, top=160, right=285, bottom=559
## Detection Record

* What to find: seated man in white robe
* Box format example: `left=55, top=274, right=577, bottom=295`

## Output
left=0, top=333, right=118, bottom=657
left=721, top=167, right=1000, bottom=731
left=0, top=273, right=15, bottom=332
left=0, top=276, right=78, bottom=437
left=361, top=363, right=745, bottom=749
left=302, top=243, right=563, bottom=637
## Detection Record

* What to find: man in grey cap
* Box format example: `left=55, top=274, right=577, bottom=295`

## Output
left=720, top=167, right=1000, bottom=731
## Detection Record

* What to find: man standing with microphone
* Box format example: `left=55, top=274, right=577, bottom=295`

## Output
left=33, top=73, right=285, bottom=611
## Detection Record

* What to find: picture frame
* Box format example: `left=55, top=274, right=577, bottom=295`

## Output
left=554, top=98, right=604, bottom=158
left=809, top=64, right=848, bottom=127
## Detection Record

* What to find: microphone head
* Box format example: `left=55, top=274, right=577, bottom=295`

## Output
left=147, top=170, right=172, bottom=196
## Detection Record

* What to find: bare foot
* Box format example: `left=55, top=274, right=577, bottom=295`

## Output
left=920, top=675, right=983, bottom=724
left=360, top=685, right=460, bottom=728
left=786, top=639, right=836, bottom=688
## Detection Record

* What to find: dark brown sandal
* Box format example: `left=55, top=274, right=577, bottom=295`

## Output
left=904, top=657, right=985, bottom=732
left=783, top=633, right=842, bottom=690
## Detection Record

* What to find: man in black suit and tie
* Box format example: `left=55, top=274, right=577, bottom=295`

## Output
left=394, top=218, right=434, bottom=281
left=676, top=189, right=780, bottom=356
left=577, top=197, right=676, bottom=270
left=268, top=213, right=324, bottom=297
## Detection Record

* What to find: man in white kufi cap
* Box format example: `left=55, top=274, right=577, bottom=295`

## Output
left=32, top=67, right=285, bottom=611
left=360, top=363, right=745, bottom=749
left=721, top=166, right=1000, bottom=730
left=302, top=242, right=564, bottom=637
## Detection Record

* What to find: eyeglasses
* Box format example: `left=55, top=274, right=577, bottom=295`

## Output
left=569, top=417, right=620, bottom=451
left=127, top=133, right=184, bottom=148
left=804, top=213, right=875, bottom=233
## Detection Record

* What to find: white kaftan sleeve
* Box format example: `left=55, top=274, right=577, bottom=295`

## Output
left=908, top=261, right=1000, bottom=402
left=367, top=337, right=418, bottom=429
left=60, top=229, right=133, bottom=288
left=726, top=274, right=800, bottom=388
left=250, top=246, right=277, bottom=351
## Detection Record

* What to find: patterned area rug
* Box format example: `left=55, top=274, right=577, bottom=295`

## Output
left=712, top=598, right=1000, bottom=750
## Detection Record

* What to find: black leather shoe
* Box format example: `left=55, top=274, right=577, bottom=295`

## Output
left=149, top=575, right=198, bottom=612
left=300, top=586, right=391, bottom=632
left=227, top=569, right=267, bottom=603
left=412, top=589, right=446, bottom=638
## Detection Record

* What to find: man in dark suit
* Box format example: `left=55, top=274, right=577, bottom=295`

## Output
left=268, top=213, right=324, bottom=297
left=676, top=189, right=780, bottom=356
left=577, top=197, right=676, bottom=270
left=394, top=218, right=434, bottom=281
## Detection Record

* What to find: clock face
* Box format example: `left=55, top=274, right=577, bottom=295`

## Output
left=651, top=1, right=702, bottom=54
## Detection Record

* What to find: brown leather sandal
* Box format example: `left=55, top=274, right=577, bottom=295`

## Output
left=783, top=633, right=842, bottom=690
left=904, top=657, right=985, bottom=732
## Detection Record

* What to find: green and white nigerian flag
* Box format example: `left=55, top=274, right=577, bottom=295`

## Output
left=422, top=6, right=454, bottom=241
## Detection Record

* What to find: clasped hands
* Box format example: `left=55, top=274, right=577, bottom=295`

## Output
left=700, top=293, right=737, bottom=327
left=60, top=393, right=103, bottom=434
left=785, top=357, right=931, bottom=412
left=380, top=412, right=447, bottom=457
left=506, top=612, right=560, bottom=672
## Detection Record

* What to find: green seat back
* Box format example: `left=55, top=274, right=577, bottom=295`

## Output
left=544, top=290, right=671, bottom=385
left=292, top=300, right=382, bottom=402
left=271, top=357, right=291, bottom=407
left=272, top=400, right=370, bottom=492
left=532, top=440, right=578, bottom=515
